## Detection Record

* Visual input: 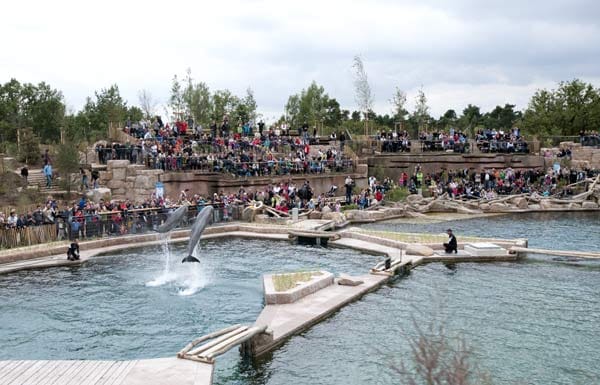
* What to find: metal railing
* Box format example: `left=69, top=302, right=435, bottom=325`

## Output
left=0, top=204, right=243, bottom=249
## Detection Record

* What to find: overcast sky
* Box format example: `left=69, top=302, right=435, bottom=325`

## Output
left=2, top=0, right=600, bottom=122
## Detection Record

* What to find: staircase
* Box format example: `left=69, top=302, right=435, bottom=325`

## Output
left=21, top=168, right=66, bottom=195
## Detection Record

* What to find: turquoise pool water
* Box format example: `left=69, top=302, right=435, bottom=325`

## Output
left=1, top=212, right=599, bottom=385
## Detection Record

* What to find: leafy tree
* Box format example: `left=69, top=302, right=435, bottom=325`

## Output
left=482, top=104, right=521, bottom=131
left=170, top=75, right=185, bottom=120
left=285, top=81, right=339, bottom=129
left=437, top=109, right=458, bottom=130
left=351, top=110, right=361, bottom=121
left=412, top=86, right=431, bottom=131
left=390, top=87, right=409, bottom=122
left=212, top=89, right=240, bottom=122
left=352, top=55, right=374, bottom=135
left=0, top=79, right=65, bottom=144
left=18, top=127, right=41, bottom=165
left=521, top=79, right=600, bottom=137
left=459, top=104, right=482, bottom=133
left=55, top=142, right=80, bottom=195
left=79, top=84, right=128, bottom=140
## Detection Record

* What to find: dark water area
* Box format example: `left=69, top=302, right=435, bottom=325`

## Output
left=361, top=211, right=600, bottom=252
left=1, top=213, right=599, bottom=385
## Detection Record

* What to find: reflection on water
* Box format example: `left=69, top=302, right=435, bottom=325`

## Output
left=0, top=239, right=379, bottom=361
left=1, top=213, right=599, bottom=385
left=363, top=211, right=600, bottom=252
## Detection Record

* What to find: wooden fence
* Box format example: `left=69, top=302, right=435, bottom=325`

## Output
left=0, top=224, right=59, bottom=249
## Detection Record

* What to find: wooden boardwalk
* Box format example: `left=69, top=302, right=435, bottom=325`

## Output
left=0, top=358, right=213, bottom=385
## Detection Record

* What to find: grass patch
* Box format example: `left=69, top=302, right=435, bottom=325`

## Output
left=341, top=203, right=358, bottom=211
left=356, top=229, right=491, bottom=244
left=385, top=187, right=410, bottom=202
left=272, top=271, right=322, bottom=292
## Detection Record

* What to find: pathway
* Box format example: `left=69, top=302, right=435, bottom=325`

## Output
left=0, top=358, right=213, bottom=385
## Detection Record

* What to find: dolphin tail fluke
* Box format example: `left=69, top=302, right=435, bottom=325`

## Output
left=182, top=255, right=201, bottom=263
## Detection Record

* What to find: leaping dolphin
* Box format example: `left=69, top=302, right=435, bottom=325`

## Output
left=157, top=205, right=189, bottom=233
left=182, top=206, right=214, bottom=263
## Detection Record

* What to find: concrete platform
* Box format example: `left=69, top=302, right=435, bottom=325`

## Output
left=253, top=273, right=389, bottom=356
left=0, top=357, right=213, bottom=385
left=464, top=242, right=507, bottom=257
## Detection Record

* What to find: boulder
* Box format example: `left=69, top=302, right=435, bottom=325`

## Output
left=106, top=160, right=130, bottom=169
left=308, top=211, right=323, bottom=220
left=479, top=203, right=490, bottom=211
left=528, top=204, right=541, bottom=210
left=582, top=201, right=599, bottom=209
left=87, top=188, right=112, bottom=203
left=322, top=212, right=347, bottom=224
left=337, top=274, right=364, bottom=286
left=456, top=206, right=482, bottom=214
left=489, top=203, right=508, bottom=212
left=406, top=244, right=434, bottom=256
left=134, top=175, right=155, bottom=190
left=321, top=205, right=332, bottom=214
left=513, top=197, right=528, bottom=209
left=112, top=167, right=127, bottom=180
left=406, top=194, right=424, bottom=203
left=107, top=179, right=126, bottom=189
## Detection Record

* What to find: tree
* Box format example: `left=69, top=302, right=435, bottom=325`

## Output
left=79, top=84, right=128, bottom=140
left=413, top=86, right=431, bottom=131
left=521, top=79, right=600, bottom=137
left=18, top=127, right=41, bottom=165
left=390, top=87, right=409, bottom=122
left=212, top=89, right=239, bottom=122
left=55, top=142, right=80, bottom=195
left=285, top=81, right=337, bottom=129
left=482, top=104, right=521, bottom=131
left=459, top=104, right=482, bottom=134
left=138, top=89, right=157, bottom=119
left=437, top=109, right=458, bottom=130
left=0, top=79, right=65, bottom=144
left=352, top=55, right=374, bottom=135
left=169, top=75, right=185, bottom=121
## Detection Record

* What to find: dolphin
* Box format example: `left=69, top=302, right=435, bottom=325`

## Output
left=182, top=206, right=214, bottom=263
left=157, top=205, right=189, bottom=233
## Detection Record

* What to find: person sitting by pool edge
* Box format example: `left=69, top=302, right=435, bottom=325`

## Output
left=67, top=239, right=80, bottom=261
left=443, top=229, right=457, bottom=254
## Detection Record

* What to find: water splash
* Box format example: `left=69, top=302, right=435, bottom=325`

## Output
left=146, top=233, right=177, bottom=287
left=177, top=247, right=209, bottom=296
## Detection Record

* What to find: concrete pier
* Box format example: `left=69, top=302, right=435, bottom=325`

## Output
left=0, top=358, right=213, bottom=385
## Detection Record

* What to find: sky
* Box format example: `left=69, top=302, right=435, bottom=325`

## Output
left=2, top=0, right=600, bottom=123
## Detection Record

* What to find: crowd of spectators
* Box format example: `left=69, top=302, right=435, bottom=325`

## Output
left=398, top=165, right=597, bottom=200
left=101, top=117, right=355, bottom=177
left=374, top=130, right=412, bottom=153
left=419, top=129, right=470, bottom=153
left=475, top=127, right=529, bottom=153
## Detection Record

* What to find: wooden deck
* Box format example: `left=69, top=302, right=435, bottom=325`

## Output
left=0, top=358, right=213, bottom=385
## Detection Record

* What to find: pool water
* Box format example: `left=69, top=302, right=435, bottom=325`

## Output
left=1, top=212, right=599, bottom=385
left=0, top=239, right=380, bottom=361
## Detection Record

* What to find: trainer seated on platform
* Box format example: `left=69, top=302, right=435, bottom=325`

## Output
left=443, top=229, right=458, bottom=254
left=67, top=239, right=80, bottom=261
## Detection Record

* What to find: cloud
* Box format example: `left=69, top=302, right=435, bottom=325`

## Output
left=1, top=0, right=599, bottom=121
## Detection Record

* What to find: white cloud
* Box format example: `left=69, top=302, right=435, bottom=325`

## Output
left=2, top=0, right=599, bottom=122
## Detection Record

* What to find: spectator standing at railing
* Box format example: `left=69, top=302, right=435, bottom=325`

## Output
left=43, top=163, right=53, bottom=188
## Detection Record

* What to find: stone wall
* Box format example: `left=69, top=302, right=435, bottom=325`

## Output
left=99, top=160, right=163, bottom=202
left=367, top=153, right=545, bottom=180
left=556, top=142, right=600, bottom=170
left=161, top=164, right=369, bottom=198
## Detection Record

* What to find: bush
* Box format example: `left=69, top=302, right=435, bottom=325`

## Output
left=386, top=187, right=409, bottom=202
left=341, top=203, right=358, bottom=211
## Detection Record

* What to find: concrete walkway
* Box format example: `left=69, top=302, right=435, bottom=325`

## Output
left=253, top=273, right=389, bottom=356
left=0, top=230, right=290, bottom=275
left=0, top=358, right=213, bottom=385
